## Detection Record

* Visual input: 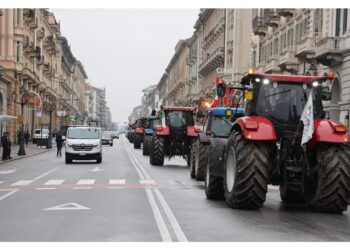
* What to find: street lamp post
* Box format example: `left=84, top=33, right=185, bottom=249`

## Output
left=11, top=86, right=30, bottom=156
left=43, top=96, right=56, bottom=149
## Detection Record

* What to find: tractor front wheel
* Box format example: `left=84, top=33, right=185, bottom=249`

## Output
left=150, top=136, right=164, bottom=166
left=195, top=143, right=207, bottom=181
left=223, top=131, right=269, bottom=209
left=307, top=143, right=350, bottom=213
left=190, top=144, right=197, bottom=178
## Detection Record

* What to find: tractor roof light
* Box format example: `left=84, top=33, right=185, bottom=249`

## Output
left=263, top=79, right=270, bottom=85
left=248, top=69, right=254, bottom=75
left=255, top=78, right=261, bottom=83
left=312, top=81, right=319, bottom=87
left=328, top=72, right=335, bottom=79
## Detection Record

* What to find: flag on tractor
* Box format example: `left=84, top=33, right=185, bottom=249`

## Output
left=300, top=92, right=314, bottom=146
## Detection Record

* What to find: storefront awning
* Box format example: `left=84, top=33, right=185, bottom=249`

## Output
left=0, top=115, right=17, bottom=123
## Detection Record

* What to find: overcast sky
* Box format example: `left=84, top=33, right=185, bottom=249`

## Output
left=52, top=9, right=199, bottom=124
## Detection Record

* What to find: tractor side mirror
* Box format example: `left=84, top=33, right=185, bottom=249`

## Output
left=321, top=86, right=331, bottom=101
left=151, top=109, right=157, bottom=116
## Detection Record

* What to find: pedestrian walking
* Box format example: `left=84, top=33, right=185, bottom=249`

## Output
left=24, top=130, right=30, bottom=147
left=1, top=132, right=8, bottom=160
left=56, top=131, right=63, bottom=157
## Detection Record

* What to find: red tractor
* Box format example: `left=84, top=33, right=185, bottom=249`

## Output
left=223, top=71, right=350, bottom=213
left=149, top=106, right=200, bottom=166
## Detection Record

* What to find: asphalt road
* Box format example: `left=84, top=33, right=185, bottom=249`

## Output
left=0, top=135, right=349, bottom=242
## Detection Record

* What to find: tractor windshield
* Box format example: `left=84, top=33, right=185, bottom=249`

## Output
left=165, top=111, right=194, bottom=128
left=151, top=119, right=161, bottom=129
left=211, top=116, right=233, bottom=137
left=255, top=82, right=323, bottom=123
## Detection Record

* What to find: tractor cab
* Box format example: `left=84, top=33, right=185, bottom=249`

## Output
left=204, top=107, right=244, bottom=138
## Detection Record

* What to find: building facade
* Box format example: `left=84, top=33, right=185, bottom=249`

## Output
left=251, top=8, right=350, bottom=124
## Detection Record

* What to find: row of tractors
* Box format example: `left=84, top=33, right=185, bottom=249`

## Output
left=127, top=71, right=350, bottom=214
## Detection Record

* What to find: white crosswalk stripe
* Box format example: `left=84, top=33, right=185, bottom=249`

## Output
left=109, top=179, right=126, bottom=185
left=140, top=180, right=156, bottom=184
left=44, top=180, right=65, bottom=185
left=11, top=180, right=34, bottom=186
left=77, top=179, right=95, bottom=185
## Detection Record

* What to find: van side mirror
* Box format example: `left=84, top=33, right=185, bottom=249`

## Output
left=321, top=86, right=331, bottom=101
left=151, top=109, right=157, bottom=116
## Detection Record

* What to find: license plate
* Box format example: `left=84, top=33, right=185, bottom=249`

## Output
left=79, top=153, right=86, bottom=156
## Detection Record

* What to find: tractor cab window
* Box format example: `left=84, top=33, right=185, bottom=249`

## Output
left=142, top=119, right=150, bottom=128
left=255, top=82, right=322, bottom=123
left=151, top=119, right=161, bottom=129
left=210, top=116, right=233, bottom=137
left=166, top=111, right=194, bottom=128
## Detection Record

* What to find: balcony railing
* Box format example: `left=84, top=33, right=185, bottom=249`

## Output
left=252, top=16, right=268, bottom=36
left=263, top=9, right=279, bottom=27
left=276, top=9, right=294, bottom=17
left=315, top=37, right=344, bottom=66
left=198, top=47, right=225, bottom=76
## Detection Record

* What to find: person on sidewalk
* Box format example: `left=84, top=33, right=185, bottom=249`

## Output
left=24, top=130, right=30, bottom=147
left=7, top=133, right=12, bottom=159
left=56, top=131, right=63, bottom=157
left=1, top=132, right=8, bottom=160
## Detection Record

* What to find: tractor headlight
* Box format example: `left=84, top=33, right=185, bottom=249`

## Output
left=312, top=81, right=319, bottom=87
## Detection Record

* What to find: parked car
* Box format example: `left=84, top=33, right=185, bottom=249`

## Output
left=102, top=131, right=113, bottom=146
left=32, top=129, right=49, bottom=143
left=65, top=126, right=102, bottom=164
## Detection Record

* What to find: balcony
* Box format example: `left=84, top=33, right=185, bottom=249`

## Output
left=295, top=37, right=315, bottom=59
left=23, top=9, right=35, bottom=23
left=36, top=28, right=45, bottom=40
left=198, top=47, right=225, bottom=76
left=265, top=54, right=280, bottom=73
left=279, top=46, right=299, bottom=73
left=252, top=16, right=268, bottom=36
left=44, top=36, right=56, bottom=54
left=277, top=9, right=294, bottom=17
left=24, top=42, right=36, bottom=57
left=263, top=9, right=280, bottom=27
left=43, top=62, right=50, bottom=72
left=315, top=37, right=344, bottom=66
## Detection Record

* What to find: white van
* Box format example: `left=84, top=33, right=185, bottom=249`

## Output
left=33, top=129, right=49, bottom=143
left=65, top=126, right=102, bottom=164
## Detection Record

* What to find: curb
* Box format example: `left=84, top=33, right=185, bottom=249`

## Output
left=0, top=147, right=55, bottom=165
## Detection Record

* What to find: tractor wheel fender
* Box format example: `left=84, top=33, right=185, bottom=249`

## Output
left=208, top=137, right=228, bottom=178
left=187, top=126, right=198, bottom=137
left=156, top=125, right=170, bottom=136
left=232, top=116, right=277, bottom=141
left=308, top=119, right=350, bottom=149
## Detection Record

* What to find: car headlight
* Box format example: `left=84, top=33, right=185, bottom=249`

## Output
left=93, top=143, right=101, bottom=147
left=66, top=143, right=73, bottom=147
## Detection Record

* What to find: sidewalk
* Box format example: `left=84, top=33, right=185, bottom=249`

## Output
left=0, top=143, right=54, bottom=164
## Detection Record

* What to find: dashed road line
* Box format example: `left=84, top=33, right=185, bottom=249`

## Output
left=109, top=179, right=126, bottom=185
left=44, top=180, right=65, bottom=185
left=77, top=179, right=95, bottom=185
left=11, top=180, right=34, bottom=186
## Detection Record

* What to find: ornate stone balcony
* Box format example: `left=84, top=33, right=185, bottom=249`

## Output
left=253, top=16, right=268, bottom=36
left=315, top=37, right=344, bottom=66
left=198, top=47, right=225, bottom=76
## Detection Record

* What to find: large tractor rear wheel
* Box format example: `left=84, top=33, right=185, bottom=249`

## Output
left=195, top=143, right=207, bottom=181
left=134, top=134, right=142, bottom=149
left=307, top=143, right=350, bottom=213
left=190, top=144, right=197, bottom=178
left=223, top=131, right=269, bottom=209
left=205, top=145, right=224, bottom=200
left=143, top=135, right=152, bottom=155
left=150, top=136, right=164, bottom=166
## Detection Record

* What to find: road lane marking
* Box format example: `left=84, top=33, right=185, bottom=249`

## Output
left=0, top=170, right=16, bottom=175
left=37, top=187, right=56, bottom=190
left=124, top=144, right=145, bottom=179
left=73, top=187, right=92, bottom=190
left=44, top=202, right=90, bottom=210
left=44, top=180, right=65, bottom=185
left=145, top=188, right=172, bottom=242
left=140, top=180, right=156, bottom=184
left=77, top=179, right=95, bottom=185
left=0, top=190, right=18, bottom=201
left=32, top=168, right=59, bottom=181
left=153, top=189, right=188, bottom=242
left=11, top=180, right=34, bottom=186
left=0, top=181, right=4, bottom=184
left=123, top=137, right=188, bottom=242
left=109, top=179, right=126, bottom=185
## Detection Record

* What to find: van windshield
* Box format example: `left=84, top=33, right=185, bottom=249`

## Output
left=68, top=128, right=100, bottom=139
